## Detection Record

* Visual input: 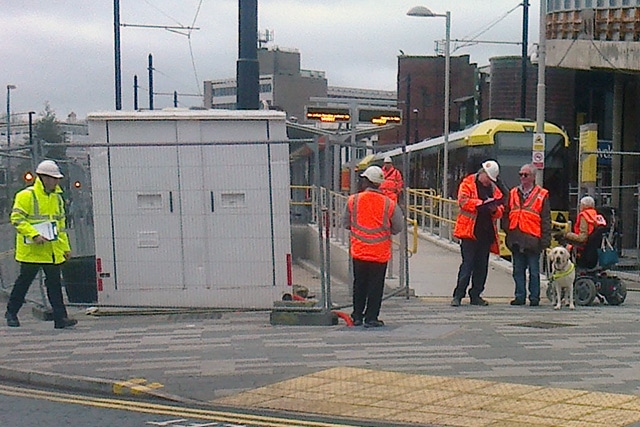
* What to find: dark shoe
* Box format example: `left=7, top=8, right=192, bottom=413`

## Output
left=450, top=297, right=461, bottom=307
left=510, top=299, right=526, bottom=306
left=5, top=312, right=20, bottom=327
left=470, top=297, right=489, bottom=306
left=351, top=318, right=363, bottom=326
left=54, top=318, right=78, bottom=329
left=530, top=300, right=540, bottom=307
left=364, top=319, right=384, bottom=328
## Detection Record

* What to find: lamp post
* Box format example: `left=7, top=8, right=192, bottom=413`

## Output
left=408, top=6, right=450, bottom=239
left=407, top=6, right=450, bottom=201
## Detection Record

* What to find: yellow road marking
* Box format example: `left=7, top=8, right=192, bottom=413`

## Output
left=0, top=383, right=360, bottom=427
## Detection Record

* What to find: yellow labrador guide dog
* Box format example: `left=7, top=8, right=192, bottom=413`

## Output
left=548, top=246, right=576, bottom=310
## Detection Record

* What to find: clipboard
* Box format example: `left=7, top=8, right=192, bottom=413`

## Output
left=24, top=221, right=58, bottom=244
left=478, top=198, right=501, bottom=211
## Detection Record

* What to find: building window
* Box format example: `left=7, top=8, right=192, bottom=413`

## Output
left=211, top=102, right=236, bottom=110
left=212, top=87, right=237, bottom=97
left=259, top=83, right=272, bottom=93
left=421, top=89, right=432, bottom=108
left=585, top=0, right=593, bottom=7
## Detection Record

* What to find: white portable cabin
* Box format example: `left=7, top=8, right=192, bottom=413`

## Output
left=87, top=109, right=292, bottom=308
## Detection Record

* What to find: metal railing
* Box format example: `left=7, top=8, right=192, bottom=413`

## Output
left=405, top=188, right=458, bottom=243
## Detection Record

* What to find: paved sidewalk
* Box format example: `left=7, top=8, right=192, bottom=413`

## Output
left=1, top=237, right=640, bottom=426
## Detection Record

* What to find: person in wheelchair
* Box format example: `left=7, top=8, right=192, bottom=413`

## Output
left=561, top=196, right=607, bottom=270
left=554, top=196, right=627, bottom=306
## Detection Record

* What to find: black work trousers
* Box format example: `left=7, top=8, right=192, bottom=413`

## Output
left=453, top=238, right=492, bottom=300
left=352, top=259, right=388, bottom=323
left=6, top=262, right=68, bottom=322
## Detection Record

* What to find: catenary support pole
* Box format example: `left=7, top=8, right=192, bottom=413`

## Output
left=535, top=0, right=546, bottom=187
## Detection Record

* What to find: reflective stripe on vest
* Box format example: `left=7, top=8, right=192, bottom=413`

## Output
left=349, top=192, right=394, bottom=262
left=453, top=175, right=481, bottom=240
left=25, top=187, right=65, bottom=223
left=508, top=186, right=547, bottom=238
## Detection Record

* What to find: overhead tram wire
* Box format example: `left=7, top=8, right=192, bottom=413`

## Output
left=454, top=2, right=522, bottom=51
left=138, top=0, right=205, bottom=96
left=123, top=0, right=204, bottom=101
left=188, top=0, right=204, bottom=96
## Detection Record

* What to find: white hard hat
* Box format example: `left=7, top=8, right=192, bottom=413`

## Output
left=482, top=160, right=499, bottom=182
left=35, top=160, right=64, bottom=178
left=360, top=166, right=384, bottom=184
left=383, top=156, right=392, bottom=163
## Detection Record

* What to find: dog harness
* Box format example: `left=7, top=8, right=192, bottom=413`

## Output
left=550, top=262, right=575, bottom=282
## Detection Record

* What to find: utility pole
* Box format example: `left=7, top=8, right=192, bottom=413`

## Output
left=237, top=0, right=259, bottom=110
left=535, top=0, right=547, bottom=186
left=148, top=54, right=154, bottom=110
left=133, top=75, right=138, bottom=110
left=521, top=0, right=529, bottom=118
left=114, top=0, right=122, bottom=110
left=6, top=84, right=16, bottom=189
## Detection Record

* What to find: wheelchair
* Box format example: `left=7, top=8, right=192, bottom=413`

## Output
left=546, top=208, right=627, bottom=306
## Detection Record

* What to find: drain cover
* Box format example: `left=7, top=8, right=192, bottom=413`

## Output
left=511, top=321, right=574, bottom=329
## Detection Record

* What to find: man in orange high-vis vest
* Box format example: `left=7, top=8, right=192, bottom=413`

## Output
left=451, top=160, right=504, bottom=307
left=342, top=166, right=404, bottom=328
left=504, top=163, right=551, bottom=307
left=379, top=157, right=404, bottom=203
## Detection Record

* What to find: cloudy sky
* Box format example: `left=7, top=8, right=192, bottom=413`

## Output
left=1, top=0, right=540, bottom=120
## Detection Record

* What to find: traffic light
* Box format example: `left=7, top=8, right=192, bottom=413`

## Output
left=73, top=181, right=82, bottom=189
left=23, top=171, right=34, bottom=182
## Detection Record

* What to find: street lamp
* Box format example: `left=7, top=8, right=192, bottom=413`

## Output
left=407, top=6, right=450, bottom=201
left=6, top=84, right=16, bottom=149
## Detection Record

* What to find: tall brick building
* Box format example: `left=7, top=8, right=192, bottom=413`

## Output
left=388, top=55, right=476, bottom=145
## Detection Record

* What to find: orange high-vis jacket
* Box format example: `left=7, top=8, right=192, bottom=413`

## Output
left=507, top=185, right=548, bottom=238
left=573, top=207, right=607, bottom=236
left=379, top=166, right=403, bottom=202
left=347, top=191, right=396, bottom=262
left=453, top=174, right=504, bottom=253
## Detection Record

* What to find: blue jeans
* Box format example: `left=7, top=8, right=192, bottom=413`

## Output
left=512, top=251, right=541, bottom=302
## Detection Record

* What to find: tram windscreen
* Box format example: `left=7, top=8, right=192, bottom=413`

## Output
left=493, top=132, right=564, bottom=187
left=493, top=131, right=568, bottom=210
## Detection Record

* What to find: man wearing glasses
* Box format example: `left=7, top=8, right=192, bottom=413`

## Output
left=504, top=164, right=551, bottom=307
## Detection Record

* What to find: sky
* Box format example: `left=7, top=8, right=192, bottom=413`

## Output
left=1, top=0, right=540, bottom=121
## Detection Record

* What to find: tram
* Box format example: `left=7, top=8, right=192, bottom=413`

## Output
left=370, top=119, right=571, bottom=211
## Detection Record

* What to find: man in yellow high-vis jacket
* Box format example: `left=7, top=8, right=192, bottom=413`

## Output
left=5, top=160, right=77, bottom=329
